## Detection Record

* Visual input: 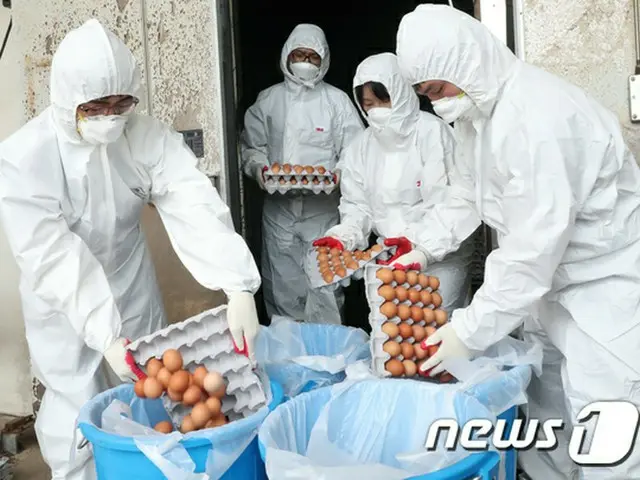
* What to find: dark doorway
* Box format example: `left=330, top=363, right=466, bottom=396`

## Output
left=232, top=0, right=475, bottom=329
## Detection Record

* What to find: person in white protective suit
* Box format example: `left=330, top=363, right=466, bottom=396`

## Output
left=241, top=24, right=364, bottom=324
left=0, top=19, right=261, bottom=480
left=313, top=52, right=477, bottom=313
left=396, top=5, right=640, bottom=479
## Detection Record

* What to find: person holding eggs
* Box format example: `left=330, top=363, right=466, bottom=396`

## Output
left=314, top=52, right=476, bottom=314
left=396, top=5, right=640, bottom=479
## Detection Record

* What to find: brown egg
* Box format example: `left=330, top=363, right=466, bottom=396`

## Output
left=346, top=261, right=359, bottom=270
left=398, top=322, right=413, bottom=339
left=393, top=270, right=407, bottom=285
left=317, top=246, right=329, bottom=254
left=425, top=326, right=437, bottom=337
left=431, top=292, right=443, bottom=309
left=434, top=309, right=448, bottom=326
left=290, top=178, right=298, bottom=185
left=154, top=421, right=173, bottom=434
left=330, top=248, right=341, bottom=257
left=323, top=272, right=335, bottom=283
left=362, top=251, right=372, bottom=260
left=381, top=321, right=400, bottom=338
left=282, top=164, right=292, bottom=174
left=354, top=250, right=364, bottom=260
left=406, top=271, right=419, bottom=286
left=403, top=360, right=418, bottom=377
left=380, top=302, right=398, bottom=319
left=211, top=382, right=227, bottom=400
left=304, top=165, right=315, bottom=174
left=167, top=389, right=183, bottom=402
left=426, top=344, right=440, bottom=358
left=191, top=402, right=212, bottom=429
left=414, top=343, right=429, bottom=360
left=210, top=414, right=228, bottom=427
left=423, top=308, right=435, bottom=324
left=410, top=305, right=424, bottom=322
left=162, top=349, right=183, bottom=373
left=169, top=370, right=191, bottom=393
left=335, top=267, right=347, bottom=278
left=429, top=276, right=441, bottom=291
left=383, top=341, right=402, bottom=357
left=439, top=372, right=455, bottom=383
left=317, top=166, right=327, bottom=174
left=317, top=253, right=330, bottom=262
left=377, top=269, right=396, bottom=287
left=279, top=178, right=286, bottom=185
left=420, top=290, right=432, bottom=306
left=324, top=178, right=331, bottom=185
left=412, top=325, right=426, bottom=342
left=191, top=367, right=208, bottom=389
left=385, top=359, right=405, bottom=377
left=397, top=304, right=411, bottom=321
left=401, top=342, right=415, bottom=360
left=371, top=244, right=384, bottom=253
left=156, top=367, right=172, bottom=389
left=134, top=379, right=146, bottom=398
left=312, top=177, right=320, bottom=185
left=293, top=165, right=304, bottom=174
left=331, top=257, right=343, bottom=267
left=146, top=358, right=163, bottom=377
left=182, top=385, right=203, bottom=406
left=418, top=274, right=430, bottom=288
left=271, top=163, right=281, bottom=173
left=205, top=419, right=215, bottom=429
left=395, top=286, right=408, bottom=303
left=408, top=288, right=421, bottom=304
left=181, top=415, right=196, bottom=433
left=203, top=372, right=225, bottom=395
left=205, top=396, right=222, bottom=416
left=143, top=378, right=164, bottom=399
left=378, top=285, right=396, bottom=301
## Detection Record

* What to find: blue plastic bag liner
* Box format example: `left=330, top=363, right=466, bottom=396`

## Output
left=259, top=337, right=542, bottom=480
left=254, top=316, right=371, bottom=397
left=78, top=377, right=277, bottom=480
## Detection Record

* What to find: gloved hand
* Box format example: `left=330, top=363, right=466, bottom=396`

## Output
left=255, top=165, right=268, bottom=191
left=312, top=236, right=344, bottom=251
left=332, top=169, right=341, bottom=186
left=378, top=236, right=412, bottom=265
left=103, top=338, right=146, bottom=382
left=392, top=250, right=428, bottom=271
left=227, top=291, right=260, bottom=364
left=419, top=323, right=472, bottom=376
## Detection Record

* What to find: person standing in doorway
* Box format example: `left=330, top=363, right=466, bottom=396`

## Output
left=241, top=24, right=364, bottom=324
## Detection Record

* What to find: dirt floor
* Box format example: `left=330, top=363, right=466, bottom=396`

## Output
left=9, top=428, right=49, bottom=480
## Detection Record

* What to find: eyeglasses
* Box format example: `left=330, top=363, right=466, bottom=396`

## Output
left=78, top=96, right=139, bottom=116
left=290, top=49, right=321, bottom=64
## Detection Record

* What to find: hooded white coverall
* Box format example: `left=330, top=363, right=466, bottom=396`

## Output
left=397, top=6, right=640, bottom=479
left=241, top=24, right=364, bottom=324
left=0, top=20, right=260, bottom=480
left=326, top=53, right=476, bottom=312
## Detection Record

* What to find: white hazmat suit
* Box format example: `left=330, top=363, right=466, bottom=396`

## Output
left=241, top=24, right=364, bottom=324
left=324, top=53, right=476, bottom=312
left=397, top=5, right=640, bottom=479
left=0, top=20, right=260, bottom=480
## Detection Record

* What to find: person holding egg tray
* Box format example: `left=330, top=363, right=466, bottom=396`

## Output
left=0, top=20, right=261, bottom=480
left=396, top=5, right=640, bottom=479
left=240, top=23, right=364, bottom=324
left=313, top=52, right=477, bottom=314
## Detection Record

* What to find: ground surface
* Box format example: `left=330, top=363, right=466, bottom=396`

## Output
left=9, top=428, right=49, bottom=480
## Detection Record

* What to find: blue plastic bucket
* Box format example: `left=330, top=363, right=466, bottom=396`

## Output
left=78, top=381, right=283, bottom=479
left=258, top=366, right=530, bottom=480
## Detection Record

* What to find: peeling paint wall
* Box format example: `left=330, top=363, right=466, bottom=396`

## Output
left=522, top=0, right=640, bottom=156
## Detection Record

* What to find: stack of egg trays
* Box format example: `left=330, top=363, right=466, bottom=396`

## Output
left=127, top=305, right=267, bottom=425
left=264, top=168, right=336, bottom=195
left=364, top=264, right=441, bottom=379
left=305, top=239, right=394, bottom=289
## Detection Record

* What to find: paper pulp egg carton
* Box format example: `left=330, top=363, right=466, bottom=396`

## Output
left=264, top=166, right=337, bottom=195
left=127, top=305, right=267, bottom=424
left=364, top=264, right=444, bottom=379
left=305, top=238, right=395, bottom=289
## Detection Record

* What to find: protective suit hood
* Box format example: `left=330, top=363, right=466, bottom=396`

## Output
left=280, top=24, right=330, bottom=89
left=50, top=19, right=141, bottom=142
left=396, top=5, right=517, bottom=118
left=353, top=53, right=420, bottom=149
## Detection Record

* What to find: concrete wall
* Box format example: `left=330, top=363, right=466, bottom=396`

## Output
left=521, top=0, right=640, bottom=156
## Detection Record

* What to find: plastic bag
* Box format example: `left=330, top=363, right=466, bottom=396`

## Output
left=259, top=336, right=542, bottom=480
left=254, top=316, right=371, bottom=397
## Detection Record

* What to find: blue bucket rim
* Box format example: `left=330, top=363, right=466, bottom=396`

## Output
left=78, top=380, right=283, bottom=451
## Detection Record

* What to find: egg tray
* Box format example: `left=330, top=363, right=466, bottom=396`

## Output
left=264, top=174, right=337, bottom=195
left=127, top=305, right=267, bottom=426
left=364, top=264, right=447, bottom=379
left=305, top=239, right=395, bottom=289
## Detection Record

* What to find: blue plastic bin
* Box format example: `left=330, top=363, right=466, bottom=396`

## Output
left=259, top=366, right=531, bottom=480
left=78, top=381, right=283, bottom=479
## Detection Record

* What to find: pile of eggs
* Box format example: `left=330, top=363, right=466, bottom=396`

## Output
left=375, top=268, right=453, bottom=382
left=316, top=244, right=384, bottom=283
left=134, top=349, right=228, bottom=433
left=268, top=163, right=333, bottom=186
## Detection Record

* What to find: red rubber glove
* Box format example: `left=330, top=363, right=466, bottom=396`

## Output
left=377, top=236, right=413, bottom=265
left=312, top=237, right=344, bottom=251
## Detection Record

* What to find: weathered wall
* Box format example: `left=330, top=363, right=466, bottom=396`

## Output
left=522, top=0, right=640, bottom=156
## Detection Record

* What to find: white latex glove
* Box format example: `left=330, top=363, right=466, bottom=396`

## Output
left=419, top=323, right=472, bottom=376
left=391, top=250, right=428, bottom=271
left=227, top=291, right=260, bottom=364
left=103, top=338, right=145, bottom=382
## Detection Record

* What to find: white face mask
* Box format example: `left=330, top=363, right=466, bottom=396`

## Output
left=432, top=93, right=477, bottom=123
left=366, top=107, right=392, bottom=132
left=290, top=62, right=320, bottom=82
left=78, top=114, right=129, bottom=145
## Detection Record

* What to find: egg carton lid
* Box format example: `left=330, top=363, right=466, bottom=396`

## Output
left=127, top=306, right=267, bottom=425
left=265, top=180, right=337, bottom=196
left=305, top=239, right=394, bottom=289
